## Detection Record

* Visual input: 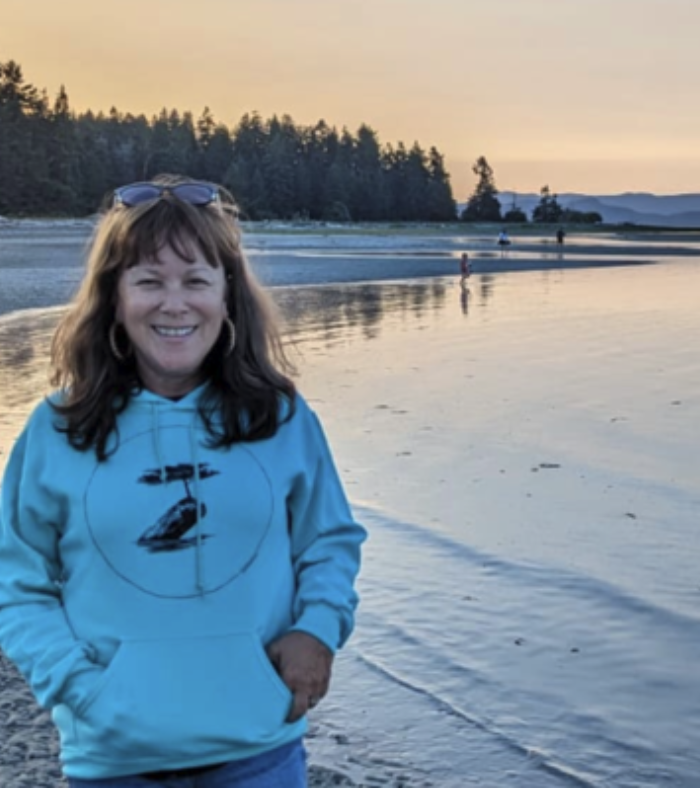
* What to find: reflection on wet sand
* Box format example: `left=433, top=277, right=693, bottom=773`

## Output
left=460, top=285, right=470, bottom=315
left=275, top=280, right=449, bottom=344
left=0, top=309, right=63, bottom=413
left=478, top=272, right=495, bottom=305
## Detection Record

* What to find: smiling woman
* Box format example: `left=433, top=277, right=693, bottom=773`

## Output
left=0, top=174, right=366, bottom=788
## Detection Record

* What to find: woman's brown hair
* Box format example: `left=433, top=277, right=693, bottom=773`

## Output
left=50, top=174, right=296, bottom=460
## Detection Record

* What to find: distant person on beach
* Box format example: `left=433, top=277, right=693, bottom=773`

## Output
left=497, top=229, right=511, bottom=247
left=460, top=252, right=471, bottom=286
left=556, top=227, right=566, bottom=245
left=0, top=175, right=366, bottom=787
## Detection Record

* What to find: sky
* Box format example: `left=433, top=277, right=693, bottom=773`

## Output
left=2, top=0, right=700, bottom=199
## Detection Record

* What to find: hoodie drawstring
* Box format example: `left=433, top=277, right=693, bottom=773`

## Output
left=150, top=402, right=205, bottom=595
left=151, top=404, right=167, bottom=484
left=189, top=421, right=205, bottom=595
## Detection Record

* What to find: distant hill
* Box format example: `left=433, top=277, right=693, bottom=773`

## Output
left=496, top=192, right=700, bottom=227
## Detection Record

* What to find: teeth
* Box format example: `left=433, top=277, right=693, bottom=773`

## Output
left=154, top=326, right=195, bottom=337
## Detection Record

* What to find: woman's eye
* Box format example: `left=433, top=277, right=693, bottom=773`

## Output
left=188, top=278, right=210, bottom=287
left=135, top=278, right=161, bottom=287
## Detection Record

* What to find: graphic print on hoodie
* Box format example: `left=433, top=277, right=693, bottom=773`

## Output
left=136, top=462, right=218, bottom=553
left=84, top=424, right=275, bottom=598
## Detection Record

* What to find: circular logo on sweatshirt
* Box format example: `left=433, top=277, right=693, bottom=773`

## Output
left=84, top=425, right=274, bottom=597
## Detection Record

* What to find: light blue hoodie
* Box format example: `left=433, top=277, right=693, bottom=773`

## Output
left=0, top=387, right=365, bottom=779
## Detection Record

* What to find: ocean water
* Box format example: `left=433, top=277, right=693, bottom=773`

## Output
left=1, top=228, right=699, bottom=787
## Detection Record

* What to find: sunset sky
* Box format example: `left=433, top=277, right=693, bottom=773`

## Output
left=2, top=0, right=699, bottom=198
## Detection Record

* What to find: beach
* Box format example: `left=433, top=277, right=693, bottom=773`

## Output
left=1, top=224, right=700, bottom=786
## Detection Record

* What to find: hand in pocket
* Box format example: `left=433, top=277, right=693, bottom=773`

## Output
left=266, top=631, right=333, bottom=723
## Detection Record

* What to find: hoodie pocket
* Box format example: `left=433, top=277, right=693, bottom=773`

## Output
left=74, top=632, right=293, bottom=760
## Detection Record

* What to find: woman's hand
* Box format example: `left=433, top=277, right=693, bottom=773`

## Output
left=266, top=631, right=333, bottom=722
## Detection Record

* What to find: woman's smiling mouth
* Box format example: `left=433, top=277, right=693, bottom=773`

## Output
left=153, top=326, right=197, bottom=337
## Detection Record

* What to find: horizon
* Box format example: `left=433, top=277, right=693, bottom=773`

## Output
left=3, top=0, right=700, bottom=198
left=498, top=189, right=700, bottom=198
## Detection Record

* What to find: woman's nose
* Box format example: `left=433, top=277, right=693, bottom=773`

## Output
left=159, top=283, right=189, bottom=312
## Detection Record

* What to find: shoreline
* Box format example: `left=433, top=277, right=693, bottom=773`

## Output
left=2, top=214, right=700, bottom=235
left=2, top=223, right=699, bottom=322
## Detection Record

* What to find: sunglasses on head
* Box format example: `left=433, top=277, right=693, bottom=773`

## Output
left=112, top=181, right=220, bottom=208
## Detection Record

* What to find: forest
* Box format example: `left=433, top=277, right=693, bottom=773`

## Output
left=0, top=59, right=457, bottom=221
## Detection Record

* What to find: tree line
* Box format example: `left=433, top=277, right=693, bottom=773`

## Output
left=461, top=156, right=603, bottom=225
left=0, top=59, right=456, bottom=221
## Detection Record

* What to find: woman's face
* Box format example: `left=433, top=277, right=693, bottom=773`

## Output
left=116, top=241, right=228, bottom=398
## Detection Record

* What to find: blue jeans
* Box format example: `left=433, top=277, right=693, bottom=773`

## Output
left=67, top=739, right=306, bottom=788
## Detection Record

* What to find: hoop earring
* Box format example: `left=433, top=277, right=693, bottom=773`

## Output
left=109, top=323, right=131, bottom=362
left=224, top=316, right=236, bottom=356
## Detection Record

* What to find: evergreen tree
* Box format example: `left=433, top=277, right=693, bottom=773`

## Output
left=461, top=156, right=501, bottom=222
left=426, top=147, right=457, bottom=221
left=404, top=142, right=431, bottom=221
left=45, top=85, right=80, bottom=212
left=263, top=115, right=298, bottom=218
left=200, top=125, right=232, bottom=183
left=0, top=60, right=50, bottom=213
left=532, top=185, right=563, bottom=223
left=145, top=109, right=197, bottom=176
left=105, top=107, right=140, bottom=187
left=195, top=108, right=234, bottom=183
left=352, top=125, right=386, bottom=220
left=228, top=112, right=268, bottom=216
left=73, top=110, right=112, bottom=210
left=196, top=107, right=216, bottom=153
left=383, top=142, right=409, bottom=220
left=303, top=120, right=337, bottom=219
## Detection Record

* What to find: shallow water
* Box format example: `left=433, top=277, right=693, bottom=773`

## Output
left=278, top=262, right=700, bottom=787
left=1, top=230, right=699, bottom=787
